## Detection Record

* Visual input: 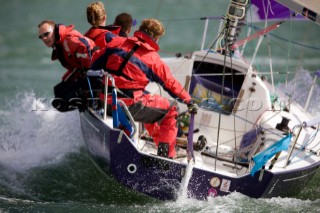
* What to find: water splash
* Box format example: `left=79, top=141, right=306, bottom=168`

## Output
left=277, top=68, right=320, bottom=115
left=0, top=91, right=83, bottom=171
left=176, top=160, right=194, bottom=203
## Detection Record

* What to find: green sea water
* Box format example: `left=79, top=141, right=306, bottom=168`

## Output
left=0, top=0, right=319, bottom=212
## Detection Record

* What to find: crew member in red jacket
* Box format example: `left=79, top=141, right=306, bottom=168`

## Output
left=91, top=18, right=198, bottom=158
left=38, top=20, right=97, bottom=112
left=85, top=1, right=120, bottom=48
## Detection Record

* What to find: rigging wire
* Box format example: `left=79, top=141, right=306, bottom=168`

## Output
left=160, top=17, right=223, bottom=56
left=155, top=15, right=320, bottom=51
left=282, top=17, right=294, bottom=106
left=248, top=25, right=320, bottom=51
left=286, top=22, right=312, bottom=109
left=214, top=17, right=237, bottom=170
left=163, top=0, right=182, bottom=30
left=155, top=0, right=163, bottom=18
left=160, top=17, right=320, bottom=59
left=161, top=14, right=320, bottom=51
left=263, top=0, right=276, bottom=95
left=229, top=43, right=241, bottom=174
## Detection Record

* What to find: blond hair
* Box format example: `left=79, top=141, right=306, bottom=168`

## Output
left=139, top=18, right=165, bottom=40
left=86, top=1, right=106, bottom=27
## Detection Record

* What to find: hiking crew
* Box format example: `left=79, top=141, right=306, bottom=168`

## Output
left=38, top=20, right=97, bottom=112
left=91, top=18, right=198, bottom=158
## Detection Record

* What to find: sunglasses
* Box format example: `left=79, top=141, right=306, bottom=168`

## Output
left=38, top=31, right=52, bottom=39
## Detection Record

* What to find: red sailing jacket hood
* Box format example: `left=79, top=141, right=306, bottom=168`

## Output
left=84, top=26, right=120, bottom=48
left=132, top=31, right=160, bottom=52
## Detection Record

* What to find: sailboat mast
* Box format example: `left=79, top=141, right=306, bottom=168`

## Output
left=226, top=18, right=239, bottom=51
left=223, top=0, right=249, bottom=53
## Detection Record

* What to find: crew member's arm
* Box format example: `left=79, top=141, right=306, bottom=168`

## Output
left=151, top=59, right=192, bottom=104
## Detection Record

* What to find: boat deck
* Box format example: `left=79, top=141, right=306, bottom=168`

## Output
left=88, top=105, right=320, bottom=179
left=136, top=137, right=250, bottom=177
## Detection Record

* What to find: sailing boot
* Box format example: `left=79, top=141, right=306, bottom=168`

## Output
left=157, top=142, right=169, bottom=158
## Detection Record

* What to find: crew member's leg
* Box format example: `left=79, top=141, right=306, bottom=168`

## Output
left=133, top=94, right=178, bottom=158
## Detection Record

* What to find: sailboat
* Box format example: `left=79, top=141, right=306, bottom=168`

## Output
left=80, top=0, right=320, bottom=200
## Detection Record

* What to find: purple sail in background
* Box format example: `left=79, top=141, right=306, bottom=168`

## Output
left=250, top=0, right=303, bottom=22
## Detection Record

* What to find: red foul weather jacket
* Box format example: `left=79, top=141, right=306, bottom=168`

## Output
left=84, top=25, right=120, bottom=49
left=91, top=31, right=191, bottom=104
left=51, top=24, right=96, bottom=81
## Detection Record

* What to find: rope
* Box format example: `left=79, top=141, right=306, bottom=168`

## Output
left=249, top=25, right=320, bottom=51
left=163, top=0, right=182, bottom=31
left=214, top=19, right=236, bottom=170
left=155, top=0, right=163, bottom=18
left=156, top=14, right=320, bottom=51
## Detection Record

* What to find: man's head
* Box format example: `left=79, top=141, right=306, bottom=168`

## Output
left=38, top=20, right=55, bottom=47
left=139, top=18, right=165, bottom=42
left=114, top=13, right=133, bottom=36
left=87, top=1, right=106, bottom=27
